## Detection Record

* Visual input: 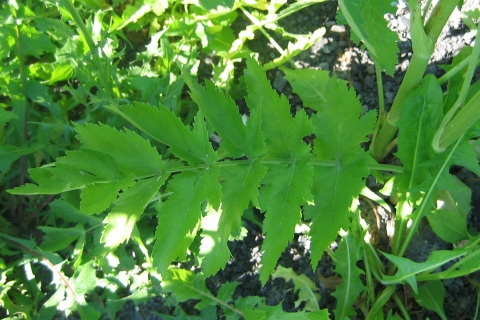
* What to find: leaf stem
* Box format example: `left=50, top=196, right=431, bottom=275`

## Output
left=433, top=27, right=480, bottom=152
left=61, top=0, right=115, bottom=100
left=371, top=0, right=459, bottom=161
left=365, top=285, right=395, bottom=320
left=392, top=293, right=412, bottom=320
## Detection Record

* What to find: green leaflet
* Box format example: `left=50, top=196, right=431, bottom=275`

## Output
left=186, top=75, right=246, bottom=158
left=272, top=266, right=320, bottom=312
left=101, top=175, right=168, bottom=253
left=74, top=123, right=165, bottom=176
left=153, top=168, right=221, bottom=275
left=305, top=75, right=376, bottom=267
left=201, top=160, right=267, bottom=277
left=381, top=250, right=466, bottom=294
left=280, top=68, right=330, bottom=111
left=332, top=231, right=365, bottom=319
left=244, top=58, right=313, bottom=159
left=107, top=102, right=218, bottom=166
left=337, top=0, right=399, bottom=75
left=259, top=160, right=313, bottom=285
left=163, top=268, right=240, bottom=314
left=413, top=280, right=447, bottom=320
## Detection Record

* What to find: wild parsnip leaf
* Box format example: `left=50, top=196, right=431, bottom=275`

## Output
left=413, top=280, right=447, bottom=320
left=107, top=102, right=217, bottom=166
left=74, top=123, right=165, bottom=177
left=80, top=175, right=136, bottom=214
left=280, top=68, right=330, bottom=111
left=337, top=0, right=398, bottom=75
left=381, top=250, right=466, bottom=294
left=244, top=58, right=313, bottom=159
left=201, top=160, right=266, bottom=277
left=101, top=176, right=168, bottom=252
left=186, top=76, right=246, bottom=158
left=305, top=75, right=376, bottom=267
left=272, top=266, right=320, bottom=311
left=259, top=160, right=313, bottom=284
left=332, top=231, right=365, bottom=319
left=163, top=268, right=238, bottom=312
left=243, top=58, right=314, bottom=283
left=153, top=168, right=221, bottom=275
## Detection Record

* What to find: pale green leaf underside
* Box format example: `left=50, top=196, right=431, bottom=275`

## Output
left=272, top=266, right=320, bottom=312
left=337, top=0, right=399, bottom=75
left=332, top=231, right=365, bottom=319
left=413, top=280, right=447, bottom=320
left=382, top=250, right=466, bottom=294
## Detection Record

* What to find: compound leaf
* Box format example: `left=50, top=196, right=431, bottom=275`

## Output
left=280, top=68, right=330, bottom=111
left=337, top=0, right=399, bottom=75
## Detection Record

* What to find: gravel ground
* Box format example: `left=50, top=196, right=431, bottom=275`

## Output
left=115, top=1, right=480, bottom=319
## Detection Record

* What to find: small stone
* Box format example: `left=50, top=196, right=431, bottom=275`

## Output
left=366, top=65, right=375, bottom=75
left=364, top=75, right=375, bottom=89
left=322, top=44, right=334, bottom=54
left=319, top=62, right=330, bottom=70
left=331, top=25, right=346, bottom=33
left=273, top=72, right=286, bottom=92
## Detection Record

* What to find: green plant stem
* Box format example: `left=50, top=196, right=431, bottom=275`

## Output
left=61, top=0, right=115, bottom=100
left=241, top=8, right=285, bottom=55
left=422, top=0, right=433, bottom=19
left=439, top=55, right=480, bottom=85
left=365, top=285, right=395, bottom=320
left=371, top=0, right=459, bottom=161
left=433, top=27, right=480, bottom=152
left=392, top=293, right=411, bottom=320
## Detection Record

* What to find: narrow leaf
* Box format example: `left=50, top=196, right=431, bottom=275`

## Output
left=0, top=144, right=40, bottom=173
left=332, top=231, right=365, bottom=319
left=38, top=225, right=85, bottom=252
left=396, top=75, right=443, bottom=192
